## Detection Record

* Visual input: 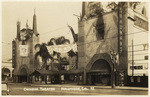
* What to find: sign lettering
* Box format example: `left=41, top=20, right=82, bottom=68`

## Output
left=134, top=15, right=148, bottom=31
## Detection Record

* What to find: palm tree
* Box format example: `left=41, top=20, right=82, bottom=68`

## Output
left=47, top=38, right=56, bottom=45
left=68, top=25, right=78, bottom=69
left=35, top=43, right=53, bottom=70
left=47, top=36, right=70, bottom=46
left=68, top=25, right=78, bottom=43
left=56, top=36, right=66, bottom=45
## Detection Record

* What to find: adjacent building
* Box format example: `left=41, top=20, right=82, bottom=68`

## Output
left=2, top=60, right=13, bottom=81
left=77, top=2, right=148, bottom=86
left=127, top=2, right=148, bottom=87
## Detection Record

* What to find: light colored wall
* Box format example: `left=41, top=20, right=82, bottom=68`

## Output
left=127, top=4, right=148, bottom=76
left=78, top=11, right=118, bottom=69
left=2, top=62, right=13, bottom=77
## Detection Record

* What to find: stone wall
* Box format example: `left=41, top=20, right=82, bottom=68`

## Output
left=78, top=11, right=118, bottom=69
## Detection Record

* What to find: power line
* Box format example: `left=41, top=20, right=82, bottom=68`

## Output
left=40, top=23, right=78, bottom=36
left=2, top=5, right=148, bottom=46
left=128, top=49, right=148, bottom=52
left=128, top=43, right=148, bottom=47
left=2, top=24, right=148, bottom=47
left=77, top=30, right=148, bottom=46
left=133, top=53, right=148, bottom=56
left=2, top=42, right=10, bottom=44
left=128, top=59, right=148, bottom=61
left=39, top=9, right=134, bottom=37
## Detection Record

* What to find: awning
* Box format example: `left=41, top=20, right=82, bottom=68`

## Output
left=30, top=69, right=84, bottom=76
left=30, top=70, right=58, bottom=75
left=59, top=69, right=84, bottom=74
left=86, top=70, right=110, bottom=75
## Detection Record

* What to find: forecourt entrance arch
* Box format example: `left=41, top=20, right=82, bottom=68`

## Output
left=85, top=53, right=115, bottom=86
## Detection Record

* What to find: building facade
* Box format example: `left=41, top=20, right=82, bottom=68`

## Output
left=11, top=2, right=148, bottom=87
left=127, top=2, right=148, bottom=87
left=77, top=2, right=148, bottom=86
left=12, top=11, right=39, bottom=83
left=2, top=60, right=13, bottom=81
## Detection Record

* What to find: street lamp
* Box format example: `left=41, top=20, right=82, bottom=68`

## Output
left=110, top=51, right=118, bottom=88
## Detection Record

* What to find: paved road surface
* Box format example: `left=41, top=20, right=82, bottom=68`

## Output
left=2, top=83, right=148, bottom=95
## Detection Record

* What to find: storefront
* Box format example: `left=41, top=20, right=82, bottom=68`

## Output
left=87, top=70, right=111, bottom=85
left=30, top=69, right=83, bottom=84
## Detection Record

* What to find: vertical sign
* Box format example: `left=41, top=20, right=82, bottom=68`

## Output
left=12, top=40, right=16, bottom=68
left=118, top=3, right=123, bottom=54
left=19, top=45, right=28, bottom=56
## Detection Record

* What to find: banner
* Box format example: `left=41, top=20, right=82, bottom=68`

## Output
left=47, top=44, right=77, bottom=54
left=19, top=45, right=28, bottom=56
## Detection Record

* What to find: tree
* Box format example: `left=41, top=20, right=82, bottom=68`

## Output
left=47, top=36, right=70, bottom=46
left=47, top=38, right=56, bottom=45
left=35, top=43, right=53, bottom=70
left=68, top=25, right=78, bottom=43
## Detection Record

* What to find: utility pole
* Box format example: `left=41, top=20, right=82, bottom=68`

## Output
left=132, top=40, right=134, bottom=77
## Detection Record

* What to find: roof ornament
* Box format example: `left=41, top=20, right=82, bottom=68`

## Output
left=34, top=8, right=36, bottom=15
left=26, top=19, right=29, bottom=29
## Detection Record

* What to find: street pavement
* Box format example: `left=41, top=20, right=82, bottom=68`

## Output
left=2, top=83, right=148, bottom=95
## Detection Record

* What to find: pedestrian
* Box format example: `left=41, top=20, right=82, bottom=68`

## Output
left=45, top=76, right=47, bottom=84
left=5, top=77, right=10, bottom=95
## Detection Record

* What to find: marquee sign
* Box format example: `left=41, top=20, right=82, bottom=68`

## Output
left=19, top=45, right=28, bottom=56
left=134, top=15, right=148, bottom=31
left=47, top=44, right=77, bottom=54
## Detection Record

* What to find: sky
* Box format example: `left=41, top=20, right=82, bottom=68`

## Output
left=2, top=1, right=82, bottom=60
left=1, top=1, right=149, bottom=61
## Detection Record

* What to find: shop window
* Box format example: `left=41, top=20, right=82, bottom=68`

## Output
left=130, top=77, right=134, bottom=82
left=61, top=65, right=65, bottom=70
left=65, top=65, right=69, bottom=71
left=48, top=66, right=51, bottom=70
left=61, top=75, right=64, bottom=81
left=144, top=55, right=148, bottom=60
left=79, top=75, right=82, bottom=81
left=142, top=7, right=146, bottom=16
left=137, top=77, right=141, bottom=83
left=130, top=66, right=143, bottom=70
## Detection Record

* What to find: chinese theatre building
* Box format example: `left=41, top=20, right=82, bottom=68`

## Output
left=78, top=2, right=148, bottom=87
left=12, top=11, right=39, bottom=83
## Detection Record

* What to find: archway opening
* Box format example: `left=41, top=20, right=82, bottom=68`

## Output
left=18, top=68, right=27, bottom=83
left=2, top=68, right=10, bottom=81
left=87, top=59, right=111, bottom=86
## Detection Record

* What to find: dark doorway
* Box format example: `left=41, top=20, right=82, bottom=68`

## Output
left=89, top=59, right=111, bottom=86
left=91, top=74, right=111, bottom=85
left=2, top=68, right=10, bottom=81
left=19, top=68, right=27, bottom=83
left=19, top=76, right=27, bottom=83
left=51, top=75, right=59, bottom=84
